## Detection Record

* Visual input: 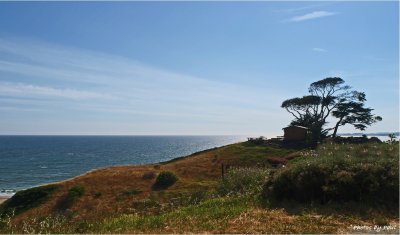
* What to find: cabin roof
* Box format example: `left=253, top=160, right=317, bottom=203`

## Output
left=282, top=125, right=309, bottom=130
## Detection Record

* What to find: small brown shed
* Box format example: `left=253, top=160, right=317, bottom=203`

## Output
left=283, top=125, right=309, bottom=141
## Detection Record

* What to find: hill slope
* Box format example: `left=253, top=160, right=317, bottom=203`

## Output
left=1, top=141, right=399, bottom=234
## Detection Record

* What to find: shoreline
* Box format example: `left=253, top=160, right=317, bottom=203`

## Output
left=0, top=195, right=11, bottom=205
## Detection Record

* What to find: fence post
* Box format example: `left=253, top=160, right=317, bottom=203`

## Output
left=221, top=163, right=225, bottom=180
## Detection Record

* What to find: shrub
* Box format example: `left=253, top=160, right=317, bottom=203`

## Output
left=153, top=171, right=178, bottom=189
left=0, top=184, right=58, bottom=216
left=247, top=136, right=267, bottom=145
left=68, top=185, right=85, bottom=200
left=262, top=143, right=399, bottom=206
left=217, top=167, right=271, bottom=196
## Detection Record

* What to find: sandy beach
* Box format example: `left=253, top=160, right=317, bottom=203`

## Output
left=0, top=196, right=11, bottom=205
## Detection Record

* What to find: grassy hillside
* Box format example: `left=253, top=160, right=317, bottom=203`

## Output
left=1, top=141, right=399, bottom=233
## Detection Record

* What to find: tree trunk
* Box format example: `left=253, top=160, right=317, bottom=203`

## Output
left=332, top=117, right=344, bottom=137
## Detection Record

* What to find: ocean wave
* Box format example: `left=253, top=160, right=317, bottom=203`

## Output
left=0, top=189, right=16, bottom=197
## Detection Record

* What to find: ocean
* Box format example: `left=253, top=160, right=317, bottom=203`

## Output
left=0, top=135, right=246, bottom=196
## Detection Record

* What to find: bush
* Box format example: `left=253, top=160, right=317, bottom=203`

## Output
left=153, top=171, right=178, bottom=189
left=262, top=143, right=399, bottom=205
left=247, top=136, right=267, bottom=145
left=217, top=167, right=271, bottom=196
left=0, top=184, right=58, bottom=216
left=68, top=185, right=85, bottom=200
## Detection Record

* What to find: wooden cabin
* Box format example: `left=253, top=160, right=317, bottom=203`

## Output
left=283, top=125, right=309, bottom=141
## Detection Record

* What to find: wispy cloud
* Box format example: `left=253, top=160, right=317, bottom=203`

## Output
left=0, top=82, right=113, bottom=100
left=275, top=3, right=334, bottom=13
left=312, top=47, right=327, bottom=53
left=0, top=37, right=285, bottom=134
left=284, top=11, right=337, bottom=22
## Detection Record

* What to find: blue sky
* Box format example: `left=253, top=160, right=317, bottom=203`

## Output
left=0, top=1, right=398, bottom=135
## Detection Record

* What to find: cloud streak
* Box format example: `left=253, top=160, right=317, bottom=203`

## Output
left=0, top=37, right=286, bottom=134
left=0, top=82, right=113, bottom=100
left=312, top=47, right=327, bottom=53
left=284, top=11, right=337, bottom=22
left=275, top=3, right=334, bottom=13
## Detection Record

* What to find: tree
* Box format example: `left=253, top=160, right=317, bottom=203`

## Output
left=388, top=133, right=397, bottom=144
left=281, top=77, right=382, bottom=141
left=330, top=92, right=382, bottom=137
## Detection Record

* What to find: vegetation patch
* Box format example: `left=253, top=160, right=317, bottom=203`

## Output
left=55, top=185, right=85, bottom=210
left=153, top=171, right=178, bottom=190
left=263, top=143, right=399, bottom=205
left=220, top=143, right=293, bottom=166
left=68, top=185, right=85, bottom=200
left=216, top=167, right=271, bottom=196
left=0, top=184, right=58, bottom=216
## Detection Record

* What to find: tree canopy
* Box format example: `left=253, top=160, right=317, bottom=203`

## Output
left=281, top=77, right=382, bottom=142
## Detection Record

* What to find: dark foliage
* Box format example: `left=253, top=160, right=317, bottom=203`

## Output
left=325, top=136, right=382, bottom=144
left=153, top=171, right=178, bottom=190
left=247, top=136, right=267, bottom=145
left=0, top=184, right=58, bottom=216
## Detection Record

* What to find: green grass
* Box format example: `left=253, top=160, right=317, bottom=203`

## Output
left=95, top=196, right=254, bottom=233
left=218, top=142, right=293, bottom=165
left=216, top=167, right=272, bottom=196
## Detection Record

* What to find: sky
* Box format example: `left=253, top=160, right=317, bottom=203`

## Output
left=0, top=1, right=398, bottom=136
